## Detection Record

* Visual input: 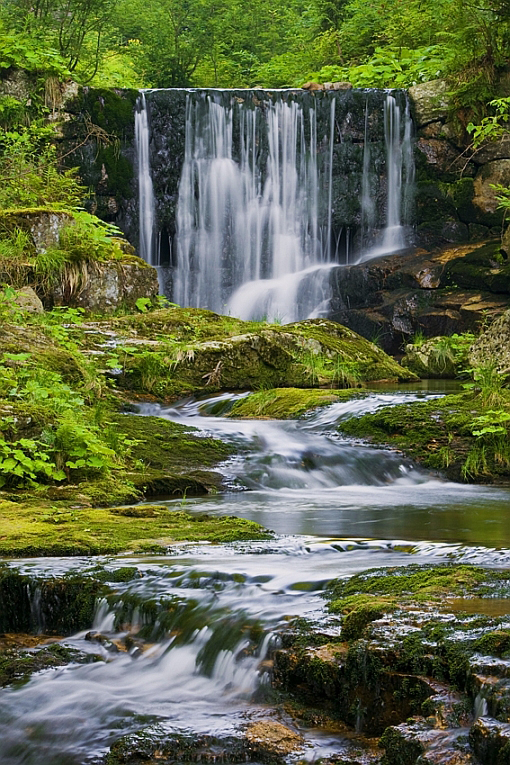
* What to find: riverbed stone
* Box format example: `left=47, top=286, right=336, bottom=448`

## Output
left=245, top=720, right=304, bottom=758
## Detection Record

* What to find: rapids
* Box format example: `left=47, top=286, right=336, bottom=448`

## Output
left=1, top=389, right=510, bottom=764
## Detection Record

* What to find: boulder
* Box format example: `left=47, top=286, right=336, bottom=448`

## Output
left=474, top=135, right=510, bottom=164
left=13, top=287, right=44, bottom=315
left=409, top=80, right=451, bottom=127
left=52, top=258, right=159, bottom=313
left=245, top=721, right=303, bottom=758
left=401, top=337, right=458, bottom=378
left=0, top=210, right=74, bottom=254
left=417, top=137, right=469, bottom=177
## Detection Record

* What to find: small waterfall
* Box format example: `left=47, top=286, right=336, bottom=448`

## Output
left=135, top=93, right=157, bottom=267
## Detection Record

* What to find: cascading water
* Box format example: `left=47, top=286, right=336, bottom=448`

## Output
left=135, top=92, right=156, bottom=267
left=2, top=389, right=510, bottom=763
left=135, top=88, right=414, bottom=319
left=174, top=93, right=330, bottom=321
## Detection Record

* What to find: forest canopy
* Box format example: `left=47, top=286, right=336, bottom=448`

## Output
left=0, top=0, right=509, bottom=102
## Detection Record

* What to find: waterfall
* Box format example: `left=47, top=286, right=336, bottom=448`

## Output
left=135, top=88, right=415, bottom=321
left=173, top=93, right=331, bottom=321
left=135, top=93, right=157, bottom=267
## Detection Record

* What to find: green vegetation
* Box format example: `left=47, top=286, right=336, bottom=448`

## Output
left=339, top=382, right=510, bottom=482
left=0, top=0, right=508, bottom=104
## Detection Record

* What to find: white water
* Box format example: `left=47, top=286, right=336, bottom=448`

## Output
left=136, top=89, right=415, bottom=321
left=174, top=95, right=327, bottom=318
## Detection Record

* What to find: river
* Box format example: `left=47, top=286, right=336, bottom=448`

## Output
left=1, top=388, right=509, bottom=764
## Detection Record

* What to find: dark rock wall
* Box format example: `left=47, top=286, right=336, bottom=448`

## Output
left=409, top=79, right=510, bottom=248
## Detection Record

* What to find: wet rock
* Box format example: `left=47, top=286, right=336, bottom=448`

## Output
left=417, top=138, right=467, bottom=178
left=381, top=720, right=474, bottom=765
left=0, top=641, right=101, bottom=687
left=106, top=726, right=249, bottom=764
left=245, top=720, right=304, bottom=758
left=13, top=287, right=44, bottom=315
left=408, top=80, right=450, bottom=127
left=328, top=243, right=510, bottom=352
left=469, top=717, right=510, bottom=763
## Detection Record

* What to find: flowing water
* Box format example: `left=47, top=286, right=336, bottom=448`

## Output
left=1, top=390, right=510, bottom=764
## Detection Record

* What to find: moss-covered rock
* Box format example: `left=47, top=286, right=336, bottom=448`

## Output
left=400, top=333, right=474, bottom=378
left=444, top=241, right=510, bottom=293
left=470, top=309, right=510, bottom=376
left=111, top=313, right=418, bottom=398
left=228, top=387, right=369, bottom=419
left=0, top=500, right=271, bottom=557
left=0, top=642, right=100, bottom=688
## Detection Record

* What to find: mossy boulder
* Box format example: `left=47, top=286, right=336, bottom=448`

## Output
left=116, top=315, right=418, bottom=398
left=401, top=337, right=458, bottom=378
left=52, top=257, right=159, bottom=313
left=339, top=391, right=510, bottom=483
left=400, top=333, right=473, bottom=378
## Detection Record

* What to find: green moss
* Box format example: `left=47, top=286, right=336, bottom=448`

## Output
left=0, top=643, right=97, bottom=688
left=228, top=387, right=368, bottom=419
left=0, top=500, right=271, bottom=557
left=327, top=564, right=501, bottom=602
left=444, top=241, right=510, bottom=294
left=473, top=630, right=510, bottom=657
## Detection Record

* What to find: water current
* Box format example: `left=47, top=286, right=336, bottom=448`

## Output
left=1, top=389, right=510, bottom=764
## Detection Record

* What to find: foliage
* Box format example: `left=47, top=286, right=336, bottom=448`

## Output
left=467, top=98, right=510, bottom=147
left=0, top=125, right=84, bottom=209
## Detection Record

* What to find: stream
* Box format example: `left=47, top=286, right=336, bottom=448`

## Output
left=1, top=388, right=510, bottom=764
